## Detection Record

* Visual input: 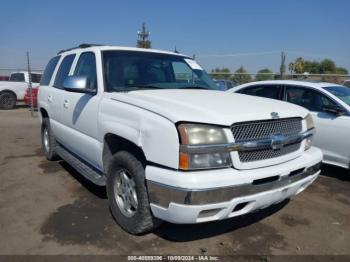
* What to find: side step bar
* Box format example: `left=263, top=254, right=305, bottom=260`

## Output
left=55, top=144, right=106, bottom=186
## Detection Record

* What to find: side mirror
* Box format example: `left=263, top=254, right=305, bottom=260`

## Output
left=63, top=76, right=96, bottom=94
left=323, top=104, right=346, bottom=116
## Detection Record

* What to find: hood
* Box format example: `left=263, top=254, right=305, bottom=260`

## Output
left=110, top=89, right=308, bottom=126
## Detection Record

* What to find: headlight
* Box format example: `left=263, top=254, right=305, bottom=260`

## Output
left=304, top=114, right=314, bottom=150
left=178, top=124, right=232, bottom=170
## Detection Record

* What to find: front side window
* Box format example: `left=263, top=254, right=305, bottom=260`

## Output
left=102, top=51, right=218, bottom=92
left=40, top=56, right=60, bottom=86
left=53, top=54, right=76, bottom=89
left=74, top=52, right=97, bottom=90
left=238, top=85, right=281, bottom=100
left=323, top=86, right=350, bottom=106
left=285, top=86, right=337, bottom=112
left=9, top=73, right=25, bottom=82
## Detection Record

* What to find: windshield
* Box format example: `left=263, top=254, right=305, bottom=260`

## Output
left=102, top=51, right=219, bottom=91
left=323, top=86, right=350, bottom=106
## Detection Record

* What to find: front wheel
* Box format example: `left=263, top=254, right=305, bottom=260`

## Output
left=107, top=151, right=161, bottom=234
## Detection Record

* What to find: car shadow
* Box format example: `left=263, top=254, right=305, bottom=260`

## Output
left=59, top=161, right=107, bottom=199
left=153, top=199, right=289, bottom=242
left=321, top=164, right=350, bottom=182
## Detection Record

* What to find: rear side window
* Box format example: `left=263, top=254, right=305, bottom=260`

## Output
left=40, top=56, right=60, bottom=85
left=53, top=54, right=75, bottom=89
left=238, top=85, right=282, bottom=100
left=9, top=73, right=25, bottom=82
left=30, top=73, right=42, bottom=83
left=74, top=52, right=97, bottom=90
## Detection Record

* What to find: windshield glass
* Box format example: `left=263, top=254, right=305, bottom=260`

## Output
left=102, top=51, right=218, bottom=91
left=323, top=86, right=350, bottom=106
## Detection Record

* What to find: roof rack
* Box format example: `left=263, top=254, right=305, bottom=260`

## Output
left=57, top=44, right=103, bottom=55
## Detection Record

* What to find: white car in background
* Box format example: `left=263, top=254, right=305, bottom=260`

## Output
left=229, top=80, right=350, bottom=169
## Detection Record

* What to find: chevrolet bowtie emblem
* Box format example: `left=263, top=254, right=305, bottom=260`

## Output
left=271, top=112, right=280, bottom=119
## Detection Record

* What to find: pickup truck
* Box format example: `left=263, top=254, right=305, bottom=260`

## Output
left=0, top=71, right=42, bottom=109
left=38, top=44, right=323, bottom=234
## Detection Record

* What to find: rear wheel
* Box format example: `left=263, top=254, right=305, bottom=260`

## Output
left=107, top=151, right=161, bottom=234
left=41, top=118, right=59, bottom=161
left=0, top=92, right=16, bottom=109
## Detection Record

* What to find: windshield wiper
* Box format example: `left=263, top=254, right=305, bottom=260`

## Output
left=180, top=85, right=209, bottom=90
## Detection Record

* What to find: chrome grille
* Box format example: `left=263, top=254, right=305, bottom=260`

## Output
left=231, top=118, right=302, bottom=163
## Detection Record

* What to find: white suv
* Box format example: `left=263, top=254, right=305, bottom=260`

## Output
left=38, top=45, right=322, bottom=234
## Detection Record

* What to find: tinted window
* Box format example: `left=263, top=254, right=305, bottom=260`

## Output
left=53, top=54, right=75, bottom=89
left=74, top=52, right=97, bottom=90
left=215, top=81, right=226, bottom=91
left=9, top=73, right=25, bottom=82
left=285, top=86, right=337, bottom=112
left=40, top=56, right=60, bottom=85
left=31, top=73, right=42, bottom=83
left=238, top=85, right=281, bottom=100
left=226, top=81, right=233, bottom=90
left=323, top=86, right=350, bottom=106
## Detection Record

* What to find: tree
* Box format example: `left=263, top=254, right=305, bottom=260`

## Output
left=280, top=51, right=286, bottom=79
left=288, top=62, right=295, bottom=74
left=233, top=66, right=252, bottom=84
left=211, top=67, right=231, bottom=79
left=335, top=67, right=349, bottom=75
left=303, top=61, right=320, bottom=74
left=137, top=23, right=151, bottom=48
left=319, top=59, right=336, bottom=74
left=255, top=68, right=274, bottom=81
left=294, top=57, right=305, bottom=74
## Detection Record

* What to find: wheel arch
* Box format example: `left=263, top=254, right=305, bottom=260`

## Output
left=0, top=89, right=17, bottom=99
left=103, top=133, right=147, bottom=173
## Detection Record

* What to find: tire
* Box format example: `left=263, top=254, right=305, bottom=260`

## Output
left=107, top=151, right=161, bottom=234
left=0, top=91, right=16, bottom=109
left=41, top=118, right=59, bottom=161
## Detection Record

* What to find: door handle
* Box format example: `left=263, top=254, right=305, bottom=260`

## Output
left=63, top=99, right=69, bottom=109
left=47, top=95, right=52, bottom=103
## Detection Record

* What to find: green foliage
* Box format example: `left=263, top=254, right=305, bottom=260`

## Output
left=335, top=67, right=349, bottom=75
left=255, top=68, right=274, bottom=81
left=304, top=61, right=320, bottom=74
left=211, top=67, right=231, bottom=79
left=319, top=59, right=336, bottom=74
left=233, top=66, right=252, bottom=84
left=293, top=57, right=305, bottom=74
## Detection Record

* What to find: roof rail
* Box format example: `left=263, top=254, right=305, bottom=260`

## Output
left=57, top=43, right=103, bottom=55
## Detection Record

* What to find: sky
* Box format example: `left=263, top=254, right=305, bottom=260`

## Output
left=1, top=0, right=350, bottom=73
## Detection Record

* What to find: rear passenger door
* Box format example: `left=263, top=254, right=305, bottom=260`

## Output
left=48, top=54, right=76, bottom=142
left=237, top=84, right=283, bottom=100
left=59, top=52, right=102, bottom=170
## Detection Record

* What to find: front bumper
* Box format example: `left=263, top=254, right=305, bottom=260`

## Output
left=145, top=147, right=322, bottom=224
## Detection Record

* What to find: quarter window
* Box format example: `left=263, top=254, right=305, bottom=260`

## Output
left=238, top=85, right=282, bottom=100
left=53, top=54, right=76, bottom=89
left=74, top=52, right=97, bottom=90
left=40, top=56, right=61, bottom=86
left=285, top=86, right=337, bottom=112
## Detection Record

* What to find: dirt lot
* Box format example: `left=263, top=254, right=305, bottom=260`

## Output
left=0, top=108, right=350, bottom=256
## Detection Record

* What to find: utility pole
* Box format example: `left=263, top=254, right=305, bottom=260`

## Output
left=137, top=23, right=151, bottom=48
left=280, top=51, right=286, bottom=79
left=26, top=51, right=34, bottom=117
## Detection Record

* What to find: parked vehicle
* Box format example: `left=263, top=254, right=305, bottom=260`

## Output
left=38, top=45, right=322, bottom=234
left=24, top=87, right=39, bottom=107
left=214, top=79, right=236, bottom=91
left=0, top=71, right=42, bottom=109
left=229, top=80, right=350, bottom=169
left=0, top=76, right=9, bottom=81
left=343, top=80, right=350, bottom=88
